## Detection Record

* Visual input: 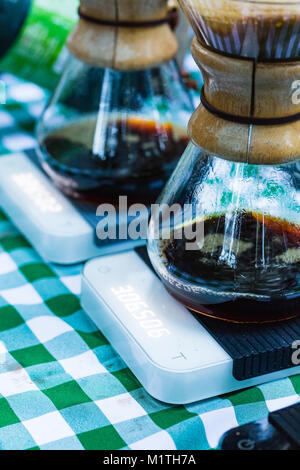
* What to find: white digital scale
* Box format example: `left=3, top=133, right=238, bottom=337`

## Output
left=0, top=152, right=146, bottom=264
left=81, top=249, right=300, bottom=405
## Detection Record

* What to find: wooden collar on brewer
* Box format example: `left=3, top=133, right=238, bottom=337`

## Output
left=67, top=0, right=178, bottom=71
left=200, top=87, right=300, bottom=127
left=78, top=7, right=174, bottom=28
left=189, top=39, right=300, bottom=165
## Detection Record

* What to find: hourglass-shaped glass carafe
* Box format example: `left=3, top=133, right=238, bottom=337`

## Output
left=148, top=0, right=300, bottom=323
left=37, top=0, right=194, bottom=205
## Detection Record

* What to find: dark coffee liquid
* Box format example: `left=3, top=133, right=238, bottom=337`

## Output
left=40, top=117, right=188, bottom=205
left=161, top=212, right=300, bottom=323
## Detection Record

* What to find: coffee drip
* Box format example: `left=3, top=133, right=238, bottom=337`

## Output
left=37, top=0, right=193, bottom=205
left=148, top=0, right=300, bottom=323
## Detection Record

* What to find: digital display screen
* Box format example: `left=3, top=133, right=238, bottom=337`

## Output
left=111, top=285, right=171, bottom=339
left=12, top=172, right=63, bottom=213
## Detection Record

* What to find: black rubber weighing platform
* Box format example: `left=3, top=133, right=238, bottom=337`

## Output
left=221, top=402, right=300, bottom=450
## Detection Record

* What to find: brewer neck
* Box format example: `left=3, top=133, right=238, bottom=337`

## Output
left=189, top=39, right=300, bottom=165
left=67, top=0, right=178, bottom=70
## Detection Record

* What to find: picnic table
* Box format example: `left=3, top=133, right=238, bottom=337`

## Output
left=0, top=73, right=298, bottom=450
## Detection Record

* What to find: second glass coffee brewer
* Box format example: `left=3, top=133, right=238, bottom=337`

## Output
left=37, top=0, right=194, bottom=205
left=148, top=0, right=300, bottom=323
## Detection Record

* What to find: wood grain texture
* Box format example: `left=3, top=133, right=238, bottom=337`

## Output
left=114, top=25, right=177, bottom=70
left=117, top=0, right=167, bottom=21
left=80, top=0, right=117, bottom=21
left=67, top=21, right=116, bottom=69
left=68, top=0, right=178, bottom=69
left=191, top=38, right=253, bottom=117
left=189, top=105, right=249, bottom=163
left=254, top=62, right=300, bottom=118
left=190, top=104, right=300, bottom=165
left=189, top=39, right=300, bottom=165
left=249, top=122, right=300, bottom=165
left=80, top=0, right=167, bottom=21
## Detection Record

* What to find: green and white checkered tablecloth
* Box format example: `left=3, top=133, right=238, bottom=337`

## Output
left=0, top=74, right=299, bottom=451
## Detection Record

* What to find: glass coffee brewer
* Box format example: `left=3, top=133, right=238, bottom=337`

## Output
left=37, top=0, right=193, bottom=205
left=148, top=0, right=300, bottom=323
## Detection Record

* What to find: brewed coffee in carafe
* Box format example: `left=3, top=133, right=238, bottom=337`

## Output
left=148, top=0, right=300, bottom=323
left=37, top=0, right=193, bottom=205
